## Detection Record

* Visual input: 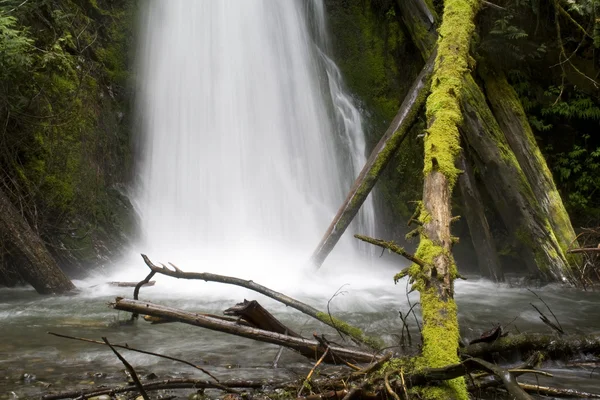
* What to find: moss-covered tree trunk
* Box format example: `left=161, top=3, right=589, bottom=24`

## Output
left=398, top=0, right=575, bottom=282
left=409, top=0, right=479, bottom=398
left=310, top=51, right=435, bottom=268
left=480, top=66, right=579, bottom=269
left=0, top=188, right=75, bottom=294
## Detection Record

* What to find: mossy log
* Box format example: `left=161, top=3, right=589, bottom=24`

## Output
left=398, top=0, right=573, bottom=282
left=0, top=188, right=74, bottom=294
left=480, top=65, right=579, bottom=269
left=457, top=151, right=504, bottom=281
left=310, top=50, right=435, bottom=269
left=407, top=0, right=481, bottom=398
left=462, top=333, right=600, bottom=359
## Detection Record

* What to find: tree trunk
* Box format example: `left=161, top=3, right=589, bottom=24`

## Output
left=457, top=151, right=504, bottom=281
left=398, top=0, right=574, bottom=282
left=310, top=51, right=435, bottom=268
left=409, top=0, right=480, bottom=398
left=0, top=188, right=74, bottom=294
left=480, top=65, right=579, bottom=267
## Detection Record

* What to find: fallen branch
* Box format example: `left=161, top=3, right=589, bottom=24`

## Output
left=112, top=297, right=382, bottom=364
left=47, top=332, right=221, bottom=382
left=140, top=254, right=381, bottom=349
left=131, top=270, right=156, bottom=321
left=41, top=378, right=281, bottom=400
left=519, top=382, right=600, bottom=398
left=568, top=247, right=600, bottom=254
left=462, top=333, right=600, bottom=359
left=353, top=234, right=427, bottom=267
left=102, top=337, right=150, bottom=400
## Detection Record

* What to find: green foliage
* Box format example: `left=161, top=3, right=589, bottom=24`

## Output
left=548, top=135, right=600, bottom=213
left=0, top=0, right=136, bottom=269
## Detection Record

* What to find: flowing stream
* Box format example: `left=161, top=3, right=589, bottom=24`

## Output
left=1, top=1, right=600, bottom=399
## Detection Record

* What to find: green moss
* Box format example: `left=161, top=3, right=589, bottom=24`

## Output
left=315, top=312, right=384, bottom=350
left=424, top=0, right=480, bottom=189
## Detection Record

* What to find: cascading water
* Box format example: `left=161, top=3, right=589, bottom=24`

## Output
left=128, top=0, right=377, bottom=289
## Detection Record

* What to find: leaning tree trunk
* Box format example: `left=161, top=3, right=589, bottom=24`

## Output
left=0, top=188, right=75, bottom=294
left=310, top=51, right=435, bottom=268
left=398, top=0, right=574, bottom=282
left=408, top=0, right=480, bottom=398
left=479, top=65, right=579, bottom=261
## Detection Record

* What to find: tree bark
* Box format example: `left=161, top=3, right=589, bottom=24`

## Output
left=457, top=151, right=504, bottom=281
left=0, top=188, right=74, bottom=294
left=398, top=0, right=574, bottom=282
left=409, top=0, right=481, bottom=398
left=310, top=50, right=435, bottom=268
left=112, top=297, right=381, bottom=364
left=480, top=65, right=579, bottom=268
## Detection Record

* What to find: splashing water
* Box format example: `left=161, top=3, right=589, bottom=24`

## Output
left=114, top=0, right=381, bottom=293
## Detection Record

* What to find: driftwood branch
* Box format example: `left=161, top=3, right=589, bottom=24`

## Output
left=224, top=299, right=302, bottom=338
left=102, top=337, right=150, bottom=400
left=568, top=247, right=600, bottom=254
left=41, top=378, right=280, bottom=400
left=112, top=297, right=381, bottom=364
left=131, top=270, right=156, bottom=321
left=47, top=331, right=221, bottom=382
left=140, top=254, right=381, bottom=349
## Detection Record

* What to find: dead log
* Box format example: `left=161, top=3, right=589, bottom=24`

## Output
left=309, top=50, right=436, bottom=269
left=108, top=280, right=156, bottom=287
left=0, top=187, right=74, bottom=294
left=457, top=151, right=504, bottom=281
left=224, top=299, right=302, bottom=338
left=112, top=297, right=382, bottom=364
left=462, top=333, right=600, bottom=359
left=141, top=255, right=382, bottom=349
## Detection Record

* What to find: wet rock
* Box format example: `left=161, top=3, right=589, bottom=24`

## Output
left=20, top=373, right=36, bottom=383
left=89, top=395, right=111, bottom=400
left=144, top=372, right=158, bottom=380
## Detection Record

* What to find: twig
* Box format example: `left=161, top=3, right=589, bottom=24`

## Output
left=327, top=284, right=350, bottom=343
left=384, top=371, right=400, bottom=400
left=298, top=347, right=330, bottom=397
left=42, top=378, right=273, bottom=400
left=530, top=303, right=565, bottom=335
left=140, top=254, right=380, bottom=349
left=399, top=367, right=409, bottom=399
left=47, top=332, right=222, bottom=383
left=272, top=345, right=284, bottom=368
left=102, top=337, right=150, bottom=400
left=527, top=289, right=564, bottom=334
left=354, top=234, right=427, bottom=267
left=568, top=247, right=600, bottom=254
left=350, top=352, right=393, bottom=378
left=482, top=0, right=506, bottom=10
left=519, top=382, right=600, bottom=398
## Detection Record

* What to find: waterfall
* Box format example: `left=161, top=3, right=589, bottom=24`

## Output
left=132, top=0, right=376, bottom=284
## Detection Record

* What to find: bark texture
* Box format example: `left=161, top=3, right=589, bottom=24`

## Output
left=310, top=51, right=435, bottom=268
left=0, top=188, right=74, bottom=294
left=457, top=151, right=504, bottom=281
left=409, top=0, right=480, bottom=398
left=480, top=65, right=578, bottom=268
